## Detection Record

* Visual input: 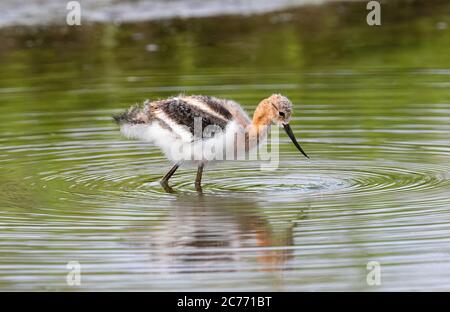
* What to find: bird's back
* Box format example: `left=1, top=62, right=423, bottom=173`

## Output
left=114, top=95, right=251, bottom=142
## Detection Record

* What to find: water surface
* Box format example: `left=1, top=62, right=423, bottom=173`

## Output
left=0, top=0, right=450, bottom=291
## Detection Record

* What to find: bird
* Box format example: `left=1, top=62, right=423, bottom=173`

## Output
left=113, top=94, right=309, bottom=192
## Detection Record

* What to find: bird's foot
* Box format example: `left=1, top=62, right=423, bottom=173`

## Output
left=195, top=182, right=203, bottom=193
left=160, top=180, right=175, bottom=193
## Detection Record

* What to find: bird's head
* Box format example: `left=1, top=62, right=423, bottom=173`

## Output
left=266, top=93, right=293, bottom=126
left=266, top=93, right=309, bottom=159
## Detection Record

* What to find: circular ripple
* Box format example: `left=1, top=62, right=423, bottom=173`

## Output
left=1, top=101, right=450, bottom=292
left=1, top=110, right=449, bottom=210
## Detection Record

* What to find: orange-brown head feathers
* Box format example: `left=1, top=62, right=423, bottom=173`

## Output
left=267, top=94, right=293, bottom=126
left=252, top=93, right=293, bottom=127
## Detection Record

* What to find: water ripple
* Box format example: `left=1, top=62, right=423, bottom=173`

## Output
left=1, top=102, right=450, bottom=291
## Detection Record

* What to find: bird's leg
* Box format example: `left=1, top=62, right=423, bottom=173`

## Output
left=195, top=163, right=204, bottom=192
left=160, top=163, right=180, bottom=191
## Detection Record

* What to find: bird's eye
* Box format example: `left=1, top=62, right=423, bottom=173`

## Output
left=279, top=111, right=285, bottom=117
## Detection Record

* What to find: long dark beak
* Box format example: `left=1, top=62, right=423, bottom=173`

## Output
left=283, top=124, right=310, bottom=159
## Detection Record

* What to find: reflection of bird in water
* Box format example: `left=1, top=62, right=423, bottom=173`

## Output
left=113, top=94, right=309, bottom=191
left=125, top=195, right=309, bottom=274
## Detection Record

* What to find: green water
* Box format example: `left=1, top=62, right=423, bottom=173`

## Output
left=1, top=1, right=450, bottom=291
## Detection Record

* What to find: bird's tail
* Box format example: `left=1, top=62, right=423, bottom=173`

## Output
left=113, top=100, right=151, bottom=125
left=113, top=100, right=154, bottom=141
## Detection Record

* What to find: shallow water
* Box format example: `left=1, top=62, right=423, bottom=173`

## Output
left=1, top=0, right=450, bottom=291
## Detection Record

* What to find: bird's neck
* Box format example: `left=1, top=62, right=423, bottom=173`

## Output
left=246, top=99, right=272, bottom=147
left=252, top=99, right=272, bottom=128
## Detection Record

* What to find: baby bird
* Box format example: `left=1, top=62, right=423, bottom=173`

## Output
left=114, top=94, right=309, bottom=191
